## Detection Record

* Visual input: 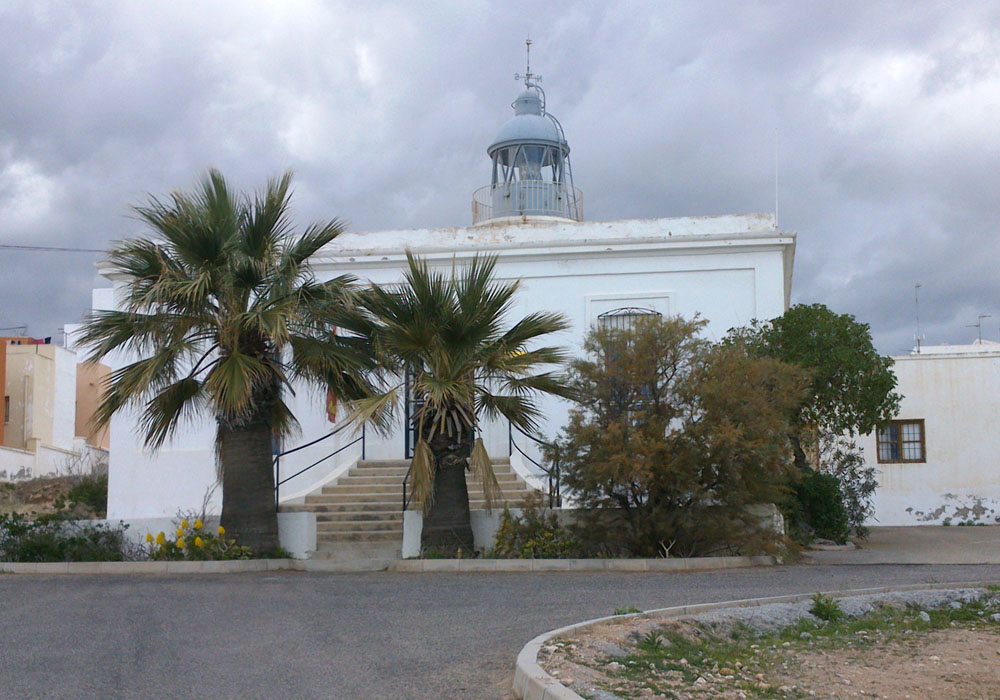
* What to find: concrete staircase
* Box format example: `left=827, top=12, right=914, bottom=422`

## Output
left=280, top=458, right=535, bottom=559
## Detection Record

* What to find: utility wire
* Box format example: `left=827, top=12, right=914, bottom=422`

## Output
left=0, top=243, right=105, bottom=253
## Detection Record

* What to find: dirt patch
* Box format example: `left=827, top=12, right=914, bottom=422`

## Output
left=1, top=476, right=88, bottom=515
left=538, top=589, right=1000, bottom=699
left=770, top=628, right=1000, bottom=699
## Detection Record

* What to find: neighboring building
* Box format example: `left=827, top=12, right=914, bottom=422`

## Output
left=860, top=340, right=1000, bottom=526
left=0, top=336, right=110, bottom=480
left=87, top=64, right=796, bottom=523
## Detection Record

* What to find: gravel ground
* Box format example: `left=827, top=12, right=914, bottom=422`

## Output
left=0, top=564, right=999, bottom=699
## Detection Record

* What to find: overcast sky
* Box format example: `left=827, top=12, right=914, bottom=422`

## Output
left=1, top=1, right=998, bottom=353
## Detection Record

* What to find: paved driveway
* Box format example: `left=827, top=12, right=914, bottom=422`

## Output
left=2, top=563, right=1000, bottom=699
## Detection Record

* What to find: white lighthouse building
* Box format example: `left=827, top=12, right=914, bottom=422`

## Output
left=86, top=52, right=796, bottom=558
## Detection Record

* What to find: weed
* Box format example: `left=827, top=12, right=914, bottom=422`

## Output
left=810, top=592, right=844, bottom=622
left=614, top=606, right=641, bottom=615
left=638, top=631, right=665, bottom=651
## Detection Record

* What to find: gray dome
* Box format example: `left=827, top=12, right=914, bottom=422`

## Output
left=488, top=114, right=561, bottom=153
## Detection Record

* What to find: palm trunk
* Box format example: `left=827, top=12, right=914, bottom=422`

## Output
left=218, top=415, right=279, bottom=553
left=421, top=429, right=475, bottom=555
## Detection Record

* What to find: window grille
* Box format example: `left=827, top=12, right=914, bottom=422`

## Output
left=596, top=306, right=661, bottom=332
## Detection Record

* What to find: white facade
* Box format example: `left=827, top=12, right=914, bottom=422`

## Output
left=860, top=341, right=1000, bottom=526
left=92, top=213, right=795, bottom=520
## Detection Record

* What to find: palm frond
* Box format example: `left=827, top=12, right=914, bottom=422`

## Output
left=408, top=438, right=436, bottom=513
left=469, top=437, right=503, bottom=513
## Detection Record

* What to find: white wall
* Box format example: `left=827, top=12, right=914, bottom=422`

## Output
left=860, top=351, right=1000, bottom=526
left=94, top=214, right=795, bottom=519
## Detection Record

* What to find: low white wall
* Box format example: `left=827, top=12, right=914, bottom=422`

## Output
left=0, top=443, right=86, bottom=480
left=277, top=511, right=316, bottom=559
left=401, top=508, right=527, bottom=557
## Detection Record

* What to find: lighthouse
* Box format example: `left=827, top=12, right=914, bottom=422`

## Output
left=472, top=40, right=582, bottom=224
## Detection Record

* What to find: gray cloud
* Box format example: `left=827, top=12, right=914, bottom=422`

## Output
left=1, top=0, right=998, bottom=354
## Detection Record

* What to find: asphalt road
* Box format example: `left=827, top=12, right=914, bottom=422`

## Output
left=2, top=563, right=1000, bottom=700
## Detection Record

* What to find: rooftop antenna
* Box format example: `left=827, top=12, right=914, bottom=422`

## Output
left=913, top=283, right=924, bottom=354
left=966, top=313, right=992, bottom=343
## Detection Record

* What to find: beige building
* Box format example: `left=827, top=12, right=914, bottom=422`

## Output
left=1, top=337, right=109, bottom=480
left=860, top=340, right=1000, bottom=526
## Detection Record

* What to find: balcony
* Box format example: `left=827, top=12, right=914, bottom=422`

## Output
left=472, top=182, right=583, bottom=225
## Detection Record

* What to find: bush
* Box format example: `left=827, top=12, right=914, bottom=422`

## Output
left=54, top=473, right=109, bottom=518
left=818, top=434, right=876, bottom=538
left=555, top=316, right=808, bottom=557
left=492, top=498, right=581, bottom=559
left=787, top=469, right=850, bottom=544
left=145, top=518, right=252, bottom=561
left=0, top=512, right=136, bottom=562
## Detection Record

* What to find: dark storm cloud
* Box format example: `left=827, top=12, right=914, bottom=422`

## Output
left=1, top=0, right=998, bottom=354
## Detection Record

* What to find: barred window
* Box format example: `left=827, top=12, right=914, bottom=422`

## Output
left=597, top=307, right=661, bottom=332
left=876, top=419, right=925, bottom=463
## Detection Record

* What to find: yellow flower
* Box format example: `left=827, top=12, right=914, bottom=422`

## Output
left=176, top=537, right=186, bottom=549
left=217, top=526, right=226, bottom=536
left=194, top=537, right=204, bottom=548
left=181, top=519, right=189, bottom=529
left=155, top=532, right=166, bottom=546
left=193, top=520, right=203, bottom=531
left=176, top=528, right=184, bottom=538
left=145, top=533, right=154, bottom=544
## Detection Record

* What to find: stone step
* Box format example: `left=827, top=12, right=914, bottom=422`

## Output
left=309, top=542, right=402, bottom=560
left=282, top=502, right=403, bottom=513
left=317, top=531, right=402, bottom=543
left=336, top=472, right=523, bottom=486
left=354, top=459, right=510, bottom=469
left=315, top=511, right=403, bottom=523
left=318, top=520, right=404, bottom=533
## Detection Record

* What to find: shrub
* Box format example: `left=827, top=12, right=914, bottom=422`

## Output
left=818, top=433, right=876, bottom=538
left=146, top=519, right=252, bottom=561
left=555, top=316, right=808, bottom=557
left=0, top=512, right=137, bottom=562
left=788, top=469, right=850, bottom=544
left=492, top=498, right=581, bottom=559
left=809, top=592, right=844, bottom=622
left=54, top=473, right=109, bottom=518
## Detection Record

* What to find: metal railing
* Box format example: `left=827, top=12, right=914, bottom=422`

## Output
left=472, top=182, right=583, bottom=224
left=508, top=422, right=562, bottom=508
left=273, top=423, right=365, bottom=511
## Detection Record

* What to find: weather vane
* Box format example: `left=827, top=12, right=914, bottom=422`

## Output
left=514, top=36, right=541, bottom=87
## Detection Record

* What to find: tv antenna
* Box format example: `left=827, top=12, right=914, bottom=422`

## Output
left=913, top=283, right=924, bottom=353
left=966, top=313, right=992, bottom=343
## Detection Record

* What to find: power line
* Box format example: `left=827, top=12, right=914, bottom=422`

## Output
left=0, top=243, right=105, bottom=253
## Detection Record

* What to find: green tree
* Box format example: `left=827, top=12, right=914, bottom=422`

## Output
left=728, top=303, right=901, bottom=470
left=557, top=316, right=808, bottom=557
left=354, top=253, right=572, bottom=555
left=78, top=170, right=372, bottom=552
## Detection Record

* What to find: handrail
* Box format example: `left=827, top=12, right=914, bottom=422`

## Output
left=273, top=423, right=365, bottom=511
left=508, top=422, right=562, bottom=508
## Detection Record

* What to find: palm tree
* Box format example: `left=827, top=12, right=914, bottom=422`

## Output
left=355, top=253, right=572, bottom=554
left=78, top=170, right=372, bottom=552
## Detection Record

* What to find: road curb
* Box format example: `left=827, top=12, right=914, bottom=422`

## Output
left=510, top=580, right=1000, bottom=700
left=0, top=554, right=775, bottom=575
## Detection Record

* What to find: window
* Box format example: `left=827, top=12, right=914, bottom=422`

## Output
left=597, top=306, right=661, bottom=332
left=876, top=419, right=925, bottom=463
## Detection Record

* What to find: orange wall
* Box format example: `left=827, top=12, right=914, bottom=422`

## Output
left=76, top=362, right=110, bottom=450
